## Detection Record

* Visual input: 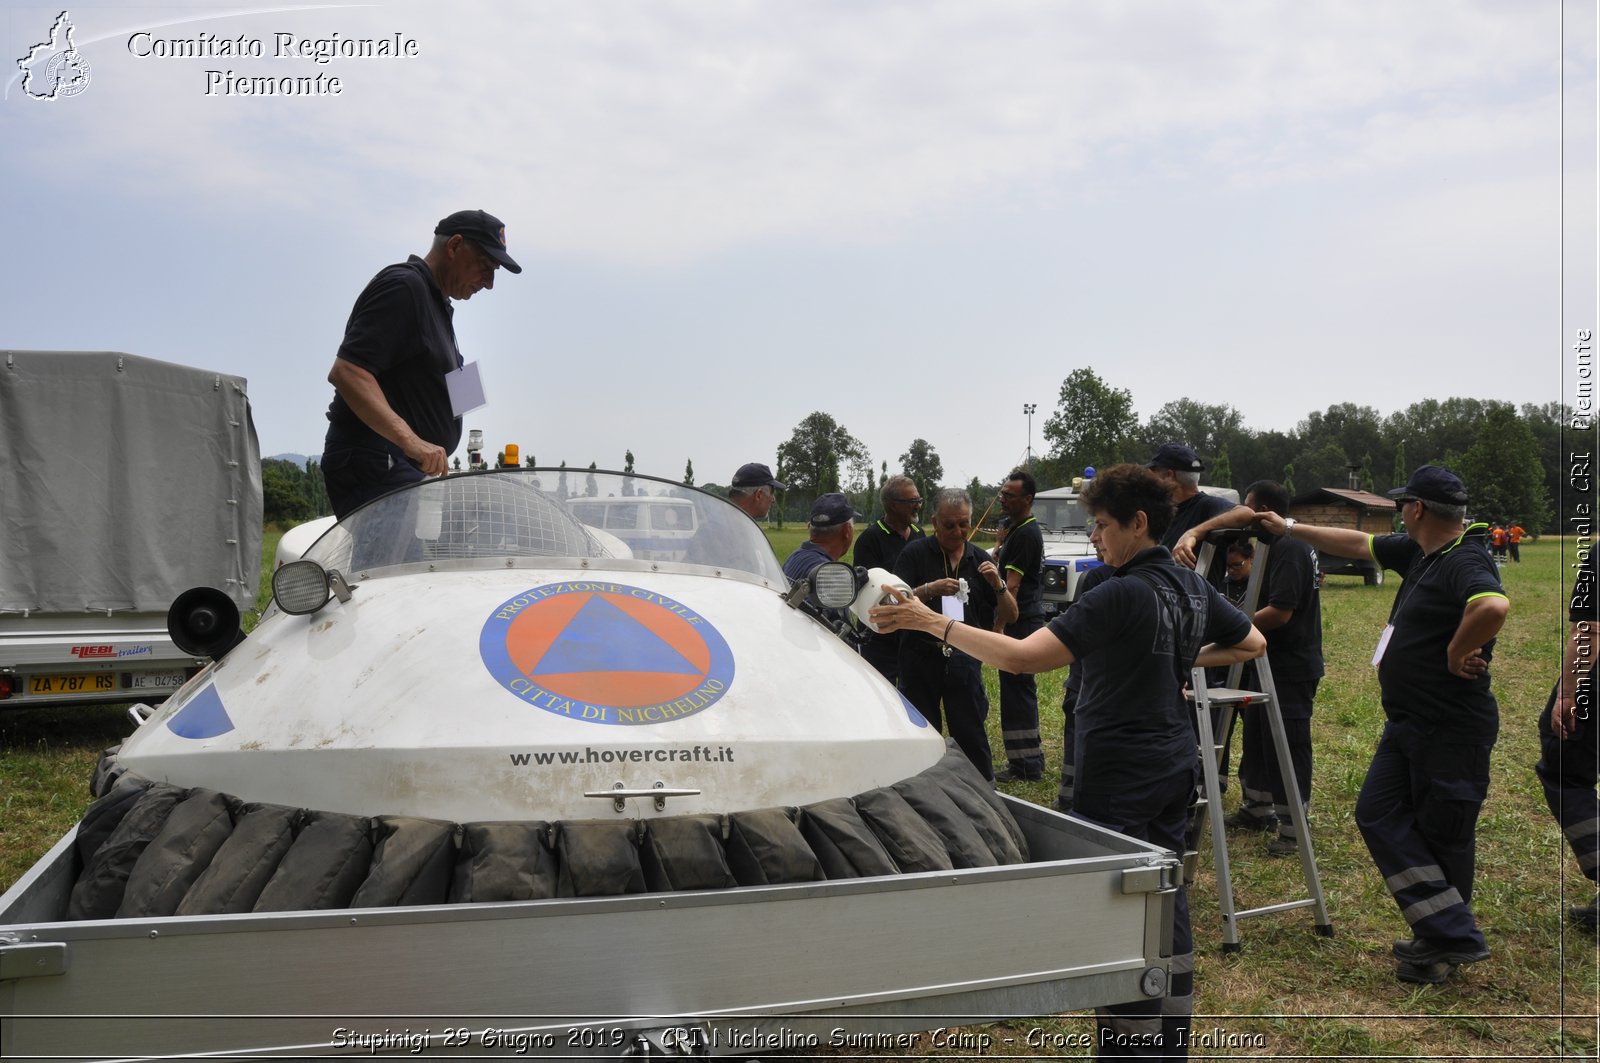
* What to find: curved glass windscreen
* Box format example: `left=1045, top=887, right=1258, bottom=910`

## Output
left=1034, top=495, right=1088, bottom=535
left=304, top=470, right=785, bottom=583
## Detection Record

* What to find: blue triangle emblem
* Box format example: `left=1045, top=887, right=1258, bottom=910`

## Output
left=167, top=684, right=235, bottom=739
left=530, top=596, right=700, bottom=676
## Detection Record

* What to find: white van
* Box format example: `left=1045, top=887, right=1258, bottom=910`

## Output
left=568, top=496, right=699, bottom=561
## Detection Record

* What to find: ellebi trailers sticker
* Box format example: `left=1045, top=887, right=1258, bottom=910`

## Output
left=480, top=582, right=734, bottom=726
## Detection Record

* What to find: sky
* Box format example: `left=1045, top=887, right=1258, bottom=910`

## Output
left=3, top=1, right=1596, bottom=491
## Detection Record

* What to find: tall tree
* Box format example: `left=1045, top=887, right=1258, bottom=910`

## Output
left=1294, top=402, right=1389, bottom=493
left=1141, top=399, right=1246, bottom=465
left=898, top=439, right=944, bottom=504
left=1210, top=447, right=1233, bottom=493
left=1522, top=402, right=1572, bottom=531
left=1042, top=368, right=1136, bottom=479
left=1282, top=463, right=1296, bottom=498
left=1288, top=442, right=1351, bottom=492
left=683, top=458, right=695, bottom=487
left=585, top=461, right=599, bottom=497
left=1455, top=404, right=1552, bottom=530
left=776, top=412, right=868, bottom=503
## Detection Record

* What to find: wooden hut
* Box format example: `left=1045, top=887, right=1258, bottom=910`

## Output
left=1288, top=487, right=1397, bottom=585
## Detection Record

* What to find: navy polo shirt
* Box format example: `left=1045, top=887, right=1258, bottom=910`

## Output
left=892, top=537, right=1001, bottom=652
left=1259, top=535, right=1325, bottom=686
left=1369, top=524, right=1506, bottom=739
left=853, top=519, right=925, bottom=575
left=782, top=540, right=835, bottom=584
left=997, top=514, right=1045, bottom=620
left=325, top=256, right=463, bottom=457
left=1049, top=547, right=1252, bottom=796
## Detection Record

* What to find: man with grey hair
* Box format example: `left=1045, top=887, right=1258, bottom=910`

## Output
left=891, top=489, right=1015, bottom=779
left=853, top=474, right=927, bottom=683
left=686, top=462, right=784, bottom=572
left=1147, top=443, right=1233, bottom=584
left=1255, top=464, right=1508, bottom=985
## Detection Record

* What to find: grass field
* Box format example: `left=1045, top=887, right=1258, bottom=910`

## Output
left=2, top=528, right=1595, bottom=1058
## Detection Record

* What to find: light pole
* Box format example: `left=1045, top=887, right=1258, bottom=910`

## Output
left=1023, top=403, right=1037, bottom=470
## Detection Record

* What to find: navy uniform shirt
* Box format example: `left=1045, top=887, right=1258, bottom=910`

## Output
left=1166, top=491, right=1235, bottom=587
left=1049, top=547, right=1252, bottom=796
left=1259, top=534, right=1325, bottom=686
left=892, top=537, right=1001, bottom=653
left=853, top=518, right=925, bottom=575
left=325, top=256, right=463, bottom=457
left=782, top=540, right=835, bottom=584
left=1369, top=524, right=1506, bottom=740
left=996, top=515, right=1045, bottom=620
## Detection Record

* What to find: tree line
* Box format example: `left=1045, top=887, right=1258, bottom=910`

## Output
left=261, top=374, right=1576, bottom=531
left=765, top=377, right=1571, bottom=532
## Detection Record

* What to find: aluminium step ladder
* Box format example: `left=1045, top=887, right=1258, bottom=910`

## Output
left=1189, top=533, right=1333, bottom=952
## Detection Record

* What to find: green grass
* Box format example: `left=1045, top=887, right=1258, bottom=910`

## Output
left=2, top=532, right=1594, bottom=1058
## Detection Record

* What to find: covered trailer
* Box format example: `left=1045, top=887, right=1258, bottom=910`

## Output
left=0, top=351, right=262, bottom=707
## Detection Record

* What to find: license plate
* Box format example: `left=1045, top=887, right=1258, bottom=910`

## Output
left=127, top=671, right=188, bottom=691
left=28, top=672, right=117, bottom=695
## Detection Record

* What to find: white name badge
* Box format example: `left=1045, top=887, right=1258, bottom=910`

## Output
left=446, top=361, right=487, bottom=416
left=1372, top=623, right=1394, bottom=666
left=941, top=595, right=966, bottom=622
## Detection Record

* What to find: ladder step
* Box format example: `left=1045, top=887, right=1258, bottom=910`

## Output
left=1234, top=898, right=1319, bottom=921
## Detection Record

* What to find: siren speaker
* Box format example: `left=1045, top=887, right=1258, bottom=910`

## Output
left=167, top=587, right=245, bottom=660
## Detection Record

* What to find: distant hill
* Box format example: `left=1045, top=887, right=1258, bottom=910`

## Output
left=267, top=452, right=315, bottom=469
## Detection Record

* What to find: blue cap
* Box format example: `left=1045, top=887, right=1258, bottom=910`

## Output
left=1147, top=442, right=1204, bottom=472
left=1387, top=465, right=1468, bottom=505
left=731, top=462, right=785, bottom=490
left=808, top=492, right=860, bottom=530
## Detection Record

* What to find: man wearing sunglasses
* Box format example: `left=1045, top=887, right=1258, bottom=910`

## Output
left=853, top=475, right=927, bottom=683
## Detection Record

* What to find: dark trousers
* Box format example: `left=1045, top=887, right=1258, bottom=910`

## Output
left=999, top=614, right=1045, bottom=775
left=861, top=632, right=900, bottom=686
left=1536, top=682, right=1600, bottom=886
left=1075, top=768, right=1195, bottom=1061
left=900, top=644, right=992, bottom=781
left=1057, top=672, right=1081, bottom=812
left=1237, top=678, right=1318, bottom=838
left=322, top=443, right=424, bottom=520
left=1355, top=720, right=1492, bottom=948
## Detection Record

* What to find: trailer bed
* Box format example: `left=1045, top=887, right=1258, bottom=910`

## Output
left=0, top=799, right=1177, bottom=1060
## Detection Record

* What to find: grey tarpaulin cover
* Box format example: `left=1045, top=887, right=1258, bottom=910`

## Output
left=0, top=351, right=262, bottom=612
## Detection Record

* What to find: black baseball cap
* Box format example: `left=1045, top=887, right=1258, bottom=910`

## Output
left=808, top=492, right=860, bottom=530
left=1387, top=465, right=1468, bottom=505
left=731, top=462, right=785, bottom=490
left=434, top=209, right=522, bottom=274
left=1147, top=442, right=1204, bottom=472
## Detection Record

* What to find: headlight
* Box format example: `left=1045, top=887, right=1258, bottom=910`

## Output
left=272, top=560, right=333, bottom=615
left=812, top=562, right=861, bottom=609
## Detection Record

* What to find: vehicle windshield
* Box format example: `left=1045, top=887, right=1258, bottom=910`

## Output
left=1035, top=495, right=1089, bottom=535
left=303, top=469, right=786, bottom=583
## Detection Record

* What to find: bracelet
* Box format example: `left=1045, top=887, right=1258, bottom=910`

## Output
left=941, top=618, right=956, bottom=646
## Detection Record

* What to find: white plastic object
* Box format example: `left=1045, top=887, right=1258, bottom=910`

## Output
left=850, top=567, right=912, bottom=633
